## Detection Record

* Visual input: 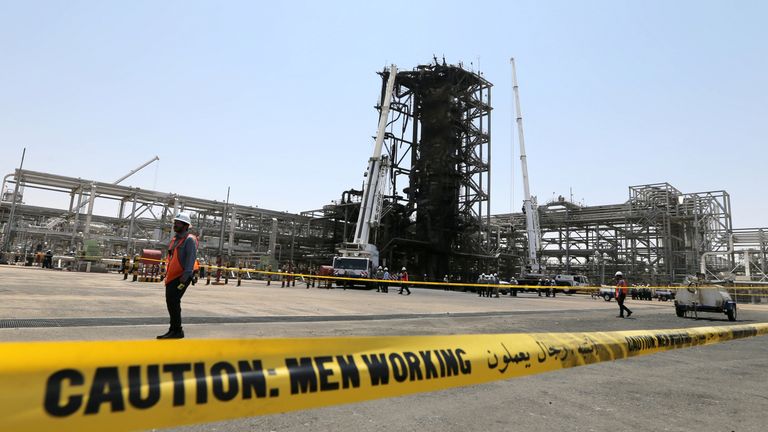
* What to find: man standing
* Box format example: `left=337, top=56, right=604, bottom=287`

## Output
left=382, top=267, right=390, bottom=293
left=615, top=271, right=633, bottom=318
left=157, top=212, right=197, bottom=339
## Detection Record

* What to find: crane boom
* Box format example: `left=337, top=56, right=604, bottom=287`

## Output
left=74, top=155, right=160, bottom=213
left=45, top=156, right=161, bottom=230
left=333, top=65, right=398, bottom=285
left=353, top=64, right=397, bottom=245
left=511, top=58, right=542, bottom=272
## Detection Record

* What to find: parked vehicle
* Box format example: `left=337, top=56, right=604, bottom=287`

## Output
left=499, top=279, right=519, bottom=296
left=598, top=286, right=615, bottom=301
left=653, top=288, right=675, bottom=301
left=675, top=282, right=736, bottom=321
left=553, top=274, right=591, bottom=294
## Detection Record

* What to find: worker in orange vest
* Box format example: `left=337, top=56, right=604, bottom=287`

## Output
left=614, top=271, right=633, bottom=318
left=398, top=267, right=411, bottom=295
left=157, top=212, right=197, bottom=339
left=192, top=258, right=200, bottom=285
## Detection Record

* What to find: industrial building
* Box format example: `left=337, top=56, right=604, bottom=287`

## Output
left=1, top=61, right=766, bottom=286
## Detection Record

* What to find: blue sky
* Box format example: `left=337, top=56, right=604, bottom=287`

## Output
left=1, top=1, right=766, bottom=227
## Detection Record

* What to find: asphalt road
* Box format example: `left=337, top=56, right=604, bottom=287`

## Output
left=1, top=265, right=767, bottom=432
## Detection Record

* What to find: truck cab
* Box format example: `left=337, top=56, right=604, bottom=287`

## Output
left=332, top=242, right=379, bottom=288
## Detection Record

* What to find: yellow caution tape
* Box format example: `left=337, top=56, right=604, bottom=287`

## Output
left=124, top=256, right=768, bottom=291
left=126, top=258, right=767, bottom=292
left=1, top=323, right=767, bottom=431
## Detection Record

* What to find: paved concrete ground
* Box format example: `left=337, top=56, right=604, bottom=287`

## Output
left=1, top=265, right=767, bottom=431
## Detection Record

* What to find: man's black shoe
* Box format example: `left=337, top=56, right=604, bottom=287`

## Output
left=627, top=311, right=633, bottom=318
left=157, top=330, right=185, bottom=339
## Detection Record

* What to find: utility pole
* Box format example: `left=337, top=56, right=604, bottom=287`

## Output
left=2, top=148, right=26, bottom=256
left=218, top=186, right=230, bottom=259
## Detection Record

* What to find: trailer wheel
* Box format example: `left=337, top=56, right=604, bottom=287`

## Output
left=675, top=306, right=685, bottom=318
left=603, top=293, right=611, bottom=302
left=727, top=306, right=737, bottom=322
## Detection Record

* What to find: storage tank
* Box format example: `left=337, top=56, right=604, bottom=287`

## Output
left=140, top=249, right=163, bottom=265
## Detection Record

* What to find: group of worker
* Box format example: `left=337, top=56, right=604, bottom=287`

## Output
left=536, top=278, right=558, bottom=297
left=373, top=266, right=411, bottom=295
left=476, top=273, right=501, bottom=298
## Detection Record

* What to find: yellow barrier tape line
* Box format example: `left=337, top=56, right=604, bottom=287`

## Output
left=1, top=323, right=767, bottom=431
left=126, top=258, right=767, bottom=292
left=125, top=256, right=768, bottom=291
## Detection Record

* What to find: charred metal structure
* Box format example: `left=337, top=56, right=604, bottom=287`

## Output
left=313, top=61, right=495, bottom=280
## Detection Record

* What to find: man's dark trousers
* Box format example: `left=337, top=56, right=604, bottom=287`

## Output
left=617, top=293, right=632, bottom=317
left=165, top=278, right=189, bottom=330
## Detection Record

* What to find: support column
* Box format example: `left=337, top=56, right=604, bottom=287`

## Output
left=83, top=183, right=97, bottom=238
left=269, top=218, right=278, bottom=256
left=127, top=195, right=137, bottom=254
left=227, top=207, right=237, bottom=256
left=70, top=187, right=83, bottom=250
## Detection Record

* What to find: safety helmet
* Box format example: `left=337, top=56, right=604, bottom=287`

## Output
left=615, top=271, right=623, bottom=277
left=173, top=212, right=192, bottom=226
left=378, top=266, right=382, bottom=270
left=401, top=267, right=406, bottom=271
left=384, top=267, right=388, bottom=271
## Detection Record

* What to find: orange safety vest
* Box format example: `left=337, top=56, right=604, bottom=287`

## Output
left=615, top=279, right=628, bottom=297
left=165, top=233, right=198, bottom=283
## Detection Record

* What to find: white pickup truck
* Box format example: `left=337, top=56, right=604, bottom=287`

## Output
left=553, top=274, right=591, bottom=294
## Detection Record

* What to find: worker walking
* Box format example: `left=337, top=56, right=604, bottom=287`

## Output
left=375, top=266, right=385, bottom=292
left=398, top=267, right=411, bottom=295
left=615, top=271, right=633, bottom=318
left=157, top=212, right=197, bottom=339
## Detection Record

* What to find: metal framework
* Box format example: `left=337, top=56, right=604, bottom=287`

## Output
left=0, top=169, right=342, bottom=272
left=491, top=183, right=743, bottom=284
left=368, top=60, right=494, bottom=279
left=730, top=228, right=768, bottom=282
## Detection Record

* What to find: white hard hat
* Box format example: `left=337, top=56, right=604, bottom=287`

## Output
left=173, top=212, right=192, bottom=226
left=401, top=267, right=406, bottom=271
left=615, top=271, right=623, bottom=277
left=378, top=266, right=382, bottom=270
left=384, top=267, right=388, bottom=271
